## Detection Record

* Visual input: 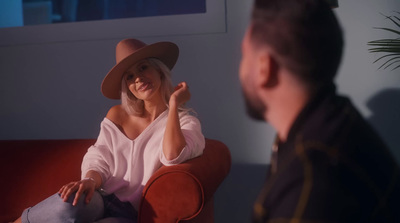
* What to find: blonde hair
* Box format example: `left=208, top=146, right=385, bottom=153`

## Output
left=121, top=58, right=191, bottom=116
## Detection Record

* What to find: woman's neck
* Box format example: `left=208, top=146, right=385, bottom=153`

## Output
left=142, top=98, right=168, bottom=121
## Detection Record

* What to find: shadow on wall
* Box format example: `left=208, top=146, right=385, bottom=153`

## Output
left=367, top=88, right=400, bottom=164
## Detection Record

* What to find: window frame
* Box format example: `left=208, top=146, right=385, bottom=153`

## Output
left=0, top=0, right=226, bottom=46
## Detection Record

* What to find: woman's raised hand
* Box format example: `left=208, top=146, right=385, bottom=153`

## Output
left=58, top=178, right=96, bottom=206
left=170, top=82, right=191, bottom=108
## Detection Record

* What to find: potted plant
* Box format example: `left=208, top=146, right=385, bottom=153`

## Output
left=368, top=12, right=400, bottom=70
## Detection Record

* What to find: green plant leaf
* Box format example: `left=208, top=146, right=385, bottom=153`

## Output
left=369, top=47, right=400, bottom=53
left=373, top=53, right=400, bottom=63
left=377, top=56, right=400, bottom=70
left=382, top=58, right=400, bottom=70
left=368, top=11, right=400, bottom=70
left=391, top=63, right=400, bottom=70
left=368, top=39, right=400, bottom=44
left=385, top=14, right=400, bottom=28
left=368, top=43, right=400, bottom=49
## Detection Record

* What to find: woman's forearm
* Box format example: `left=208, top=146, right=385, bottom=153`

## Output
left=163, top=82, right=190, bottom=161
left=163, top=104, right=186, bottom=161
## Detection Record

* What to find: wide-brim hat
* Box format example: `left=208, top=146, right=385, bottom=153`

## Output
left=101, top=38, right=179, bottom=99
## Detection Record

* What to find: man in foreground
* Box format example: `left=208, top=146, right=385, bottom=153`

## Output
left=239, top=0, right=400, bottom=222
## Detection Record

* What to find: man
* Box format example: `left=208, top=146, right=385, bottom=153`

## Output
left=239, top=0, right=400, bottom=222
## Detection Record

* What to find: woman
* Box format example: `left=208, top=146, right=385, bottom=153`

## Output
left=14, top=39, right=205, bottom=223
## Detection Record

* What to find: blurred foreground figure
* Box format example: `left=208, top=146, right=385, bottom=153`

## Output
left=239, top=0, right=400, bottom=222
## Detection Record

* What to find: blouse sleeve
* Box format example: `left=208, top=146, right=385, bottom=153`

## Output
left=160, top=113, right=205, bottom=166
left=81, top=119, right=115, bottom=183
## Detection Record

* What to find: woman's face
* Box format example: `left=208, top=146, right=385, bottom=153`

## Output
left=124, top=59, right=163, bottom=101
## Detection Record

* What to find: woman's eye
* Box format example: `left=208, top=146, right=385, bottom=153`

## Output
left=138, top=65, right=148, bottom=72
left=126, top=74, right=134, bottom=80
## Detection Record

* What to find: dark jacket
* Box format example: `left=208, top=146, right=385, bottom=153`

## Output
left=253, top=85, right=400, bottom=223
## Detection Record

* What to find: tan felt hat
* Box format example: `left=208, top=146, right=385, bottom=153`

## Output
left=101, top=38, right=179, bottom=99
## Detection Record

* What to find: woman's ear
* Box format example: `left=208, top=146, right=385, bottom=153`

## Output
left=258, top=51, right=279, bottom=88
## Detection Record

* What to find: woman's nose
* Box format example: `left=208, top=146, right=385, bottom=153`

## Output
left=135, top=75, right=144, bottom=83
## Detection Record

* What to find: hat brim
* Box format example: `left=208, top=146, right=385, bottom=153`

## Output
left=101, top=42, right=179, bottom=99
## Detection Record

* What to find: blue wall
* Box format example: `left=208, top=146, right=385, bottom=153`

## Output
left=0, top=0, right=23, bottom=28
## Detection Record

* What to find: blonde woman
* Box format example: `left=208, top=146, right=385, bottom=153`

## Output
left=14, top=39, right=205, bottom=223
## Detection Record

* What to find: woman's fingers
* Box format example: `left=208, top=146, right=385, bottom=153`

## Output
left=63, top=183, right=77, bottom=202
left=73, top=183, right=85, bottom=206
left=58, top=186, right=64, bottom=194
left=171, top=82, right=191, bottom=106
left=59, top=179, right=96, bottom=205
left=59, top=184, right=68, bottom=198
left=58, top=182, right=78, bottom=202
left=85, top=187, right=95, bottom=204
left=174, top=83, right=182, bottom=91
left=174, top=82, right=188, bottom=93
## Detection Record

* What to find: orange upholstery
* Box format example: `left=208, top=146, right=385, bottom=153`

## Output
left=0, top=138, right=231, bottom=223
left=139, top=139, right=231, bottom=223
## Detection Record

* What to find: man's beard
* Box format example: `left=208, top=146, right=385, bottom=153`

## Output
left=242, top=89, right=266, bottom=121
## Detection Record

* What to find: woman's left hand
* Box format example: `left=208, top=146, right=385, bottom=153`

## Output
left=58, top=179, right=96, bottom=206
left=170, top=82, right=191, bottom=108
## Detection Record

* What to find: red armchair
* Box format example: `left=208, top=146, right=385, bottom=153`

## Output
left=0, top=138, right=231, bottom=223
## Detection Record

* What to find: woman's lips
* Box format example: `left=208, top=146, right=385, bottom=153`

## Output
left=137, top=82, right=152, bottom=91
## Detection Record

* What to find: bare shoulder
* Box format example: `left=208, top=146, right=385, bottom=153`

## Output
left=106, top=105, right=127, bottom=126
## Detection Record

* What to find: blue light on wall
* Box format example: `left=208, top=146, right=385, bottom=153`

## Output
left=0, top=0, right=24, bottom=28
left=0, top=0, right=206, bottom=28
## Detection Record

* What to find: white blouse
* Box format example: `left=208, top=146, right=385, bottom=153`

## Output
left=81, top=110, right=205, bottom=210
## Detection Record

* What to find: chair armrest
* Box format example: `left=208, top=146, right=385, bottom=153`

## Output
left=138, top=138, right=231, bottom=223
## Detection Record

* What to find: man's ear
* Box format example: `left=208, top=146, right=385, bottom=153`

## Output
left=258, top=51, right=279, bottom=88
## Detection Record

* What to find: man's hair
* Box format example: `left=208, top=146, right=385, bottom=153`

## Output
left=250, top=0, right=343, bottom=87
